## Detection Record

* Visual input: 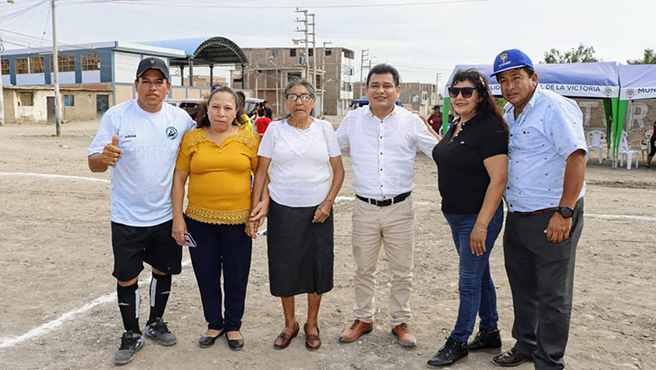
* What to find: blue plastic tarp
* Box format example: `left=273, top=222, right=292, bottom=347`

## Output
left=446, top=62, right=620, bottom=99
left=618, top=64, right=656, bottom=100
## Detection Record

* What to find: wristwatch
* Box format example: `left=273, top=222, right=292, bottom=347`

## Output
left=557, top=206, right=574, bottom=218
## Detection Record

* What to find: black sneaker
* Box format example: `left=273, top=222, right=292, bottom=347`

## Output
left=144, top=318, right=177, bottom=346
left=427, top=337, right=468, bottom=368
left=468, top=329, right=502, bottom=351
left=114, top=331, right=145, bottom=365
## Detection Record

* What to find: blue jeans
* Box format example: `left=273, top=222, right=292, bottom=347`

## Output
left=443, top=204, right=503, bottom=342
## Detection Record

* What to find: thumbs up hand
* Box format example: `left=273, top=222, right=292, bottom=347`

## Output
left=102, top=134, right=122, bottom=166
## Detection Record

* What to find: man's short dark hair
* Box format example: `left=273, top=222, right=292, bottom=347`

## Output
left=434, top=105, right=440, bottom=111
left=523, top=66, right=535, bottom=78
left=366, top=64, right=400, bottom=87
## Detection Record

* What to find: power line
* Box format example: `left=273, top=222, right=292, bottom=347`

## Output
left=0, top=28, right=112, bottom=51
left=57, top=0, right=496, bottom=9
left=0, top=0, right=48, bottom=23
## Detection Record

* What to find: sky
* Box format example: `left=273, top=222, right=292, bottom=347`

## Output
left=1, top=0, right=655, bottom=85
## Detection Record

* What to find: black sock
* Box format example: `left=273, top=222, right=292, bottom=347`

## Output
left=117, top=282, right=141, bottom=334
left=148, top=273, right=171, bottom=325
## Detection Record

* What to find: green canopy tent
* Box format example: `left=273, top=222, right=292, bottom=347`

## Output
left=443, top=62, right=620, bottom=158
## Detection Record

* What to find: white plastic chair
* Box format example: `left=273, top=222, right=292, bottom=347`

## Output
left=641, top=129, right=651, bottom=160
left=618, top=132, right=640, bottom=169
left=586, top=129, right=606, bottom=164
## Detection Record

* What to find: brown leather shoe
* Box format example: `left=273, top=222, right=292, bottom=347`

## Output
left=304, top=323, right=321, bottom=350
left=492, top=348, right=533, bottom=367
left=338, top=320, right=374, bottom=343
left=391, top=323, right=417, bottom=347
left=273, top=322, right=299, bottom=349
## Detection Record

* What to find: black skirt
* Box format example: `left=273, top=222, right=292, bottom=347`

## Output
left=267, top=199, right=334, bottom=297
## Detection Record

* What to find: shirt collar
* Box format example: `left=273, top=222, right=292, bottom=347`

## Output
left=504, top=84, right=542, bottom=117
left=366, top=104, right=398, bottom=119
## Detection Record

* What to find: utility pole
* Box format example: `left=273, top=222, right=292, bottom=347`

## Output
left=435, top=72, right=441, bottom=103
left=51, top=0, right=62, bottom=136
left=309, top=13, right=316, bottom=88
left=293, top=8, right=310, bottom=80
left=321, top=40, right=332, bottom=116
left=359, top=49, right=369, bottom=99
left=0, top=37, right=5, bottom=126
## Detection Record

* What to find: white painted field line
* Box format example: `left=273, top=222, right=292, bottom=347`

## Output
left=0, top=260, right=191, bottom=350
left=586, top=213, right=656, bottom=221
left=0, top=172, right=110, bottom=183
left=0, top=294, right=115, bottom=349
left=1, top=174, right=652, bottom=222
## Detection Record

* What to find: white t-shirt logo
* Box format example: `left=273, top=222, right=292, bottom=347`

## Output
left=166, top=126, right=178, bottom=140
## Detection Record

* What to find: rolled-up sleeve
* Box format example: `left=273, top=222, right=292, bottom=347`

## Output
left=335, top=115, right=350, bottom=150
left=414, top=116, right=439, bottom=157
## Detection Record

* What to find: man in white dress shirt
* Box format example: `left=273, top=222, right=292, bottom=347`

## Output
left=335, top=64, right=438, bottom=348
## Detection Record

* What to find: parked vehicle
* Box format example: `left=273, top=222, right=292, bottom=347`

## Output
left=349, top=98, right=403, bottom=109
left=166, top=96, right=264, bottom=121
left=165, top=98, right=205, bottom=120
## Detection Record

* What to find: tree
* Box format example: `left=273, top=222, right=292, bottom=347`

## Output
left=627, top=48, right=656, bottom=64
left=543, top=43, right=599, bottom=64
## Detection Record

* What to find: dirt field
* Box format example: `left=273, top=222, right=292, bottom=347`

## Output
left=0, top=119, right=654, bottom=370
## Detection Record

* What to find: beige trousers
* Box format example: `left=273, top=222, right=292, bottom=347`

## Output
left=351, top=196, right=415, bottom=327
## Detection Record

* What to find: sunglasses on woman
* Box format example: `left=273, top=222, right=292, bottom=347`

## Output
left=448, top=87, right=476, bottom=99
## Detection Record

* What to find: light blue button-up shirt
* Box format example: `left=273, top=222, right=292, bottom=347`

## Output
left=503, top=85, right=588, bottom=213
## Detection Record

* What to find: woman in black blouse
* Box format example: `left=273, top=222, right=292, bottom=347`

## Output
left=427, top=69, right=509, bottom=368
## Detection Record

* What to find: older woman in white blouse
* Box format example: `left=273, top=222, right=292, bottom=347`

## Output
left=248, top=79, right=344, bottom=351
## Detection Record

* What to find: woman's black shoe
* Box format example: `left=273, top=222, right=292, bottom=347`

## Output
left=468, top=329, right=501, bottom=351
left=199, top=330, right=224, bottom=348
left=227, top=332, right=244, bottom=351
left=427, top=337, right=468, bottom=367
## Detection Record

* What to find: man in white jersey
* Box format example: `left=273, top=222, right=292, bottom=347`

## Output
left=335, top=64, right=438, bottom=348
left=88, top=57, right=195, bottom=365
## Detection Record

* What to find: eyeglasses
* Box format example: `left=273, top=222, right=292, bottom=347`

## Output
left=286, top=93, right=314, bottom=102
left=448, top=87, right=476, bottom=99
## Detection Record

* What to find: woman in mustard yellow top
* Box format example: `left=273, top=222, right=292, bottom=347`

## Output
left=171, top=86, right=259, bottom=351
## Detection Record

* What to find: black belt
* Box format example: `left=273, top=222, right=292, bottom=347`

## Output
left=514, top=207, right=557, bottom=216
left=356, top=191, right=411, bottom=207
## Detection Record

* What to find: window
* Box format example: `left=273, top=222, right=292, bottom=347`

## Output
left=51, top=54, right=76, bottom=72
left=19, top=92, right=34, bottom=106
left=325, top=49, right=332, bottom=56
left=290, top=49, right=297, bottom=57
left=1, top=59, right=9, bottom=75
left=64, top=95, right=75, bottom=107
left=15, top=58, right=29, bottom=74
left=343, top=50, right=354, bottom=59
left=81, top=52, right=100, bottom=71
left=341, top=82, right=352, bottom=92
left=344, top=66, right=354, bottom=76
left=30, top=56, right=45, bottom=73
left=272, top=50, right=279, bottom=58
left=308, top=49, right=314, bottom=57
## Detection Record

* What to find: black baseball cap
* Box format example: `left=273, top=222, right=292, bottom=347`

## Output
left=136, top=57, right=170, bottom=80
